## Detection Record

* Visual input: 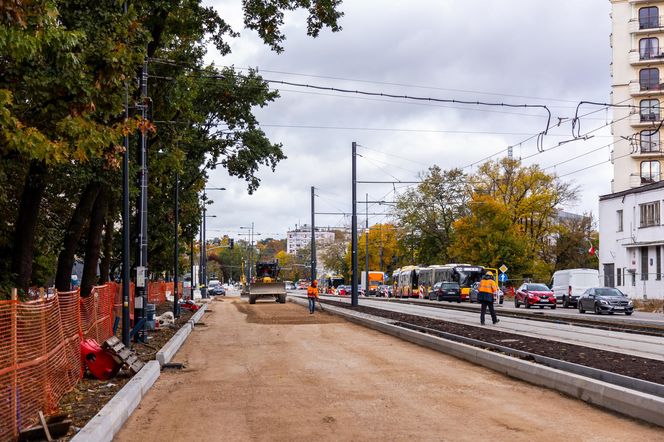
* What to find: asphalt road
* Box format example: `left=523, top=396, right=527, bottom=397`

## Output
left=306, top=294, right=664, bottom=362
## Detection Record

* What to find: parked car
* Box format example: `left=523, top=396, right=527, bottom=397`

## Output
left=514, top=283, right=556, bottom=309
left=469, top=282, right=480, bottom=303
left=336, top=285, right=348, bottom=296
left=376, top=284, right=391, bottom=297
left=494, top=288, right=504, bottom=305
left=430, top=281, right=461, bottom=302
left=284, top=280, right=296, bottom=290
left=208, top=280, right=226, bottom=296
left=577, top=287, right=633, bottom=315
left=551, top=268, right=599, bottom=308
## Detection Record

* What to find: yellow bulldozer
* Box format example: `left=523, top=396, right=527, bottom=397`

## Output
left=249, top=260, right=287, bottom=304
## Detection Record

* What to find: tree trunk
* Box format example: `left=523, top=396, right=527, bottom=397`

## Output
left=99, top=200, right=116, bottom=284
left=80, top=186, right=109, bottom=296
left=54, top=182, right=101, bottom=291
left=11, top=161, right=47, bottom=292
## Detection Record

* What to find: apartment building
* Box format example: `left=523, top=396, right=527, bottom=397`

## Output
left=600, top=0, right=664, bottom=298
left=286, top=224, right=336, bottom=254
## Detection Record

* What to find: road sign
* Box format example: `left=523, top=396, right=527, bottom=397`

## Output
left=499, top=264, right=508, bottom=274
left=498, top=273, right=508, bottom=283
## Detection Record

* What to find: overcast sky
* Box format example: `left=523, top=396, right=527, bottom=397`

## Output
left=201, top=0, right=613, bottom=241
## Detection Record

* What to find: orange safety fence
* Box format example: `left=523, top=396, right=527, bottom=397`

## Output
left=0, top=280, right=179, bottom=441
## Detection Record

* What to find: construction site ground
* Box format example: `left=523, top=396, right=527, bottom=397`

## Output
left=115, top=295, right=664, bottom=441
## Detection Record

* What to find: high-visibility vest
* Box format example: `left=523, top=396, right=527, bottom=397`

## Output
left=307, top=286, right=318, bottom=298
left=478, top=278, right=497, bottom=294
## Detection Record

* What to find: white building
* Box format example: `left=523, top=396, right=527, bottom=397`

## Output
left=286, top=224, right=336, bottom=254
left=600, top=1, right=664, bottom=298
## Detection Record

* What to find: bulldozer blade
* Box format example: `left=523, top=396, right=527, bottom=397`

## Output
left=249, top=282, right=286, bottom=296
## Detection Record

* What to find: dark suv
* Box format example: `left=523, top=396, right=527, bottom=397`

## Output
left=430, top=281, right=461, bottom=302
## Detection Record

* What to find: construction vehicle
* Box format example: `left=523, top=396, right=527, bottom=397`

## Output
left=249, top=260, right=287, bottom=304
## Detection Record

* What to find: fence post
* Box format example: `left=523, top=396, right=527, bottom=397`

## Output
left=10, top=288, right=18, bottom=438
left=39, top=288, right=50, bottom=408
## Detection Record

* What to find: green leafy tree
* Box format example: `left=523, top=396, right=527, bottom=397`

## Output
left=448, top=196, right=530, bottom=278
left=393, top=166, right=469, bottom=265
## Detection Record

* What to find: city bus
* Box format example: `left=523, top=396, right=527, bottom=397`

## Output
left=397, top=265, right=421, bottom=298
left=435, top=264, right=497, bottom=300
left=321, top=274, right=345, bottom=294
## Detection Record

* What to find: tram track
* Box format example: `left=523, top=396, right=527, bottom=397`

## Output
left=333, top=295, right=664, bottom=338
left=315, top=298, right=664, bottom=391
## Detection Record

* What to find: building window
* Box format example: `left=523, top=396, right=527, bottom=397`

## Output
left=640, top=6, right=659, bottom=29
left=640, top=69, right=660, bottom=92
left=617, top=267, right=622, bottom=286
left=640, top=161, right=661, bottom=184
left=640, top=37, right=660, bottom=60
left=617, top=209, right=623, bottom=232
left=639, top=200, right=661, bottom=227
left=640, top=130, right=660, bottom=153
left=640, top=98, right=660, bottom=121
left=641, top=247, right=649, bottom=280
left=657, top=246, right=662, bottom=280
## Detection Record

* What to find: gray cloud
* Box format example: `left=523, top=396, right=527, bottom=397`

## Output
left=204, top=0, right=614, bottom=238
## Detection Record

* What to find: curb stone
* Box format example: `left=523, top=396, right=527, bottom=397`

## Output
left=289, top=296, right=664, bottom=428
left=71, top=303, right=208, bottom=441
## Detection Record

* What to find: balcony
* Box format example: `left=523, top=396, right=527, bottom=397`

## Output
left=629, top=80, right=664, bottom=96
left=630, top=173, right=662, bottom=188
left=630, top=50, right=664, bottom=65
left=629, top=17, right=664, bottom=34
left=634, top=143, right=664, bottom=157
left=630, top=112, right=662, bottom=127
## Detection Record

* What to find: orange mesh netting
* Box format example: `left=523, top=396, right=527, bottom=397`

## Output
left=0, top=280, right=171, bottom=441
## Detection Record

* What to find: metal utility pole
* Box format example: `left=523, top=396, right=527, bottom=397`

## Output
left=199, top=212, right=204, bottom=298
left=173, top=171, right=179, bottom=317
left=365, top=193, right=369, bottom=293
left=311, top=186, right=316, bottom=282
left=250, top=222, right=254, bottom=282
left=351, top=142, right=358, bottom=307
left=134, top=59, right=149, bottom=342
left=121, top=0, right=130, bottom=346
left=202, top=194, right=207, bottom=298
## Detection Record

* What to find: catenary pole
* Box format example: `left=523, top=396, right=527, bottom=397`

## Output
left=121, top=0, right=130, bottom=346
left=134, top=58, right=149, bottom=342
left=351, top=142, right=358, bottom=307
left=202, top=193, right=207, bottom=298
left=173, top=171, right=180, bottom=317
left=190, top=235, right=195, bottom=300
left=311, top=186, right=316, bottom=282
left=365, top=193, right=369, bottom=294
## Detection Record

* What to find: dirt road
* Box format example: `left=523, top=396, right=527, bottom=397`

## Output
left=115, top=297, right=664, bottom=441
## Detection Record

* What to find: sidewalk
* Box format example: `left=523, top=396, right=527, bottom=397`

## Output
left=115, top=296, right=664, bottom=442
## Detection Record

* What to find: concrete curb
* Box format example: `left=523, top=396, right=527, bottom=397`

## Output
left=290, top=297, right=664, bottom=427
left=71, top=360, right=160, bottom=442
left=157, top=303, right=208, bottom=366
left=72, top=303, right=209, bottom=441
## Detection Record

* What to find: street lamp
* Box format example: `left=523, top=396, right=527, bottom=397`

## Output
left=200, top=187, right=225, bottom=298
left=239, top=223, right=256, bottom=283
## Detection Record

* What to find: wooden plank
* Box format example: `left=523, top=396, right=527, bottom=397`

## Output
left=38, top=411, right=53, bottom=441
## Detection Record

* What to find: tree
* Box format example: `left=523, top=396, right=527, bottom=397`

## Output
left=0, top=0, right=344, bottom=296
left=393, top=166, right=469, bottom=265
left=550, top=214, right=599, bottom=272
left=448, top=195, right=530, bottom=278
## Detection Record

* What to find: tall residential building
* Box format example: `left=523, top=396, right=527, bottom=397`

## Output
left=286, top=224, right=336, bottom=254
left=600, top=0, right=664, bottom=298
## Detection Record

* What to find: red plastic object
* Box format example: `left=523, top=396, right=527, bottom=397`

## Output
left=80, top=338, right=122, bottom=380
left=181, top=300, right=200, bottom=311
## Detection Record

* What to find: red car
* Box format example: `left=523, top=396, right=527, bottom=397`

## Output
left=514, top=283, right=556, bottom=309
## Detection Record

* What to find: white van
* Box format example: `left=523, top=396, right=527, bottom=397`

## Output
left=551, top=269, right=599, bottom=308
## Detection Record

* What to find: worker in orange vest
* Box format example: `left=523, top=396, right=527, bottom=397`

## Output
left=307, top=280, right=319, bottom=314
left=477, top=271, right=500, bottom=325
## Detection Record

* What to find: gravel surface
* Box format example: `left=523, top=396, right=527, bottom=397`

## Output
left=323, top=300, right=664, bottom=385
left=114, top=298, right=664, bottom=441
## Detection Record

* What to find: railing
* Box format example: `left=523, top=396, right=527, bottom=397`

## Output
left=640, top=112, right=661, bottom=122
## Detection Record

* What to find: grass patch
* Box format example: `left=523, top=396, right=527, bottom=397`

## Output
left=633, top=298, right=664, bottom=313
